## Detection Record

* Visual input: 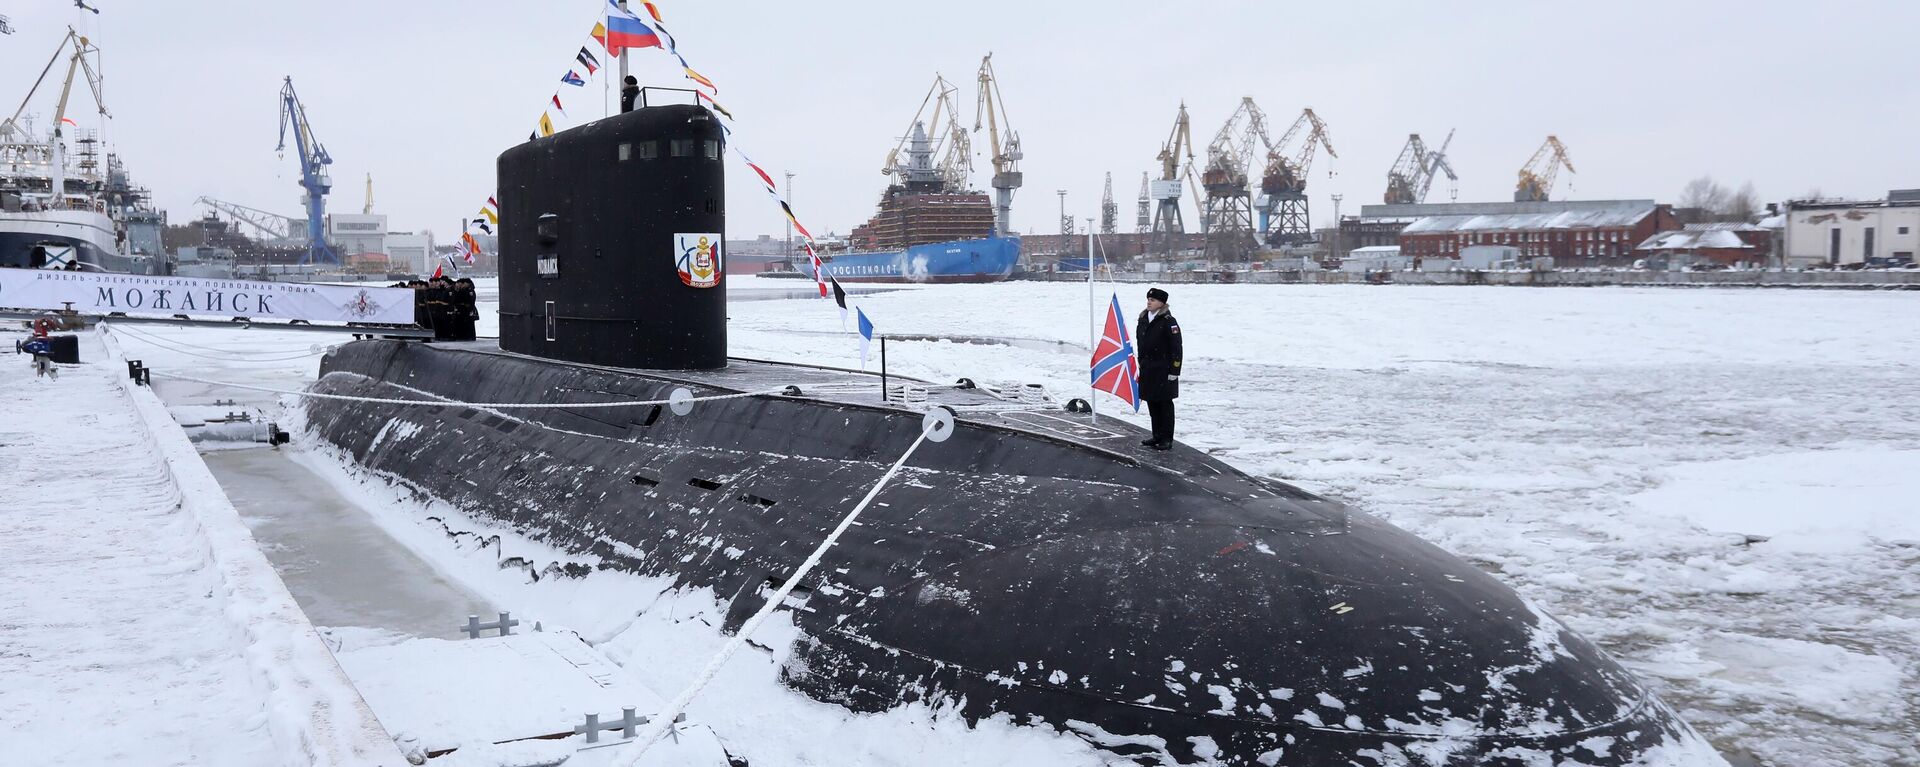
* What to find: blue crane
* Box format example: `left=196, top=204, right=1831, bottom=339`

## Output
left=276, top=76, right=338, bottom=265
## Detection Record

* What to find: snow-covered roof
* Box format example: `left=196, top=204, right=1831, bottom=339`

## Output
left=1401, top=202, right=1658, bottom=234
left=1683, top=221, right=1765, bottom=232
left=1635, top=229, right=1752, bottom=251
left=1360, top=199, right=1656, bottom=220
left=1349, top=245, right=1402, bottom=255
left=1754, top=214, right=1786, bottom=229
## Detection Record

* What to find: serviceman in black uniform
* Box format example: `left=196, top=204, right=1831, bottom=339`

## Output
left=620, top=76, right=641, bottom=113
left=1136, top=287, right=1182, bottom=450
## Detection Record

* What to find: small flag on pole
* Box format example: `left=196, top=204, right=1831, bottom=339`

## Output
left=602, top=0, right=664, bottom=55
left=857, top=307, right=875, bottom=367
left=807, top=247, right=827, bottom=298
left=561, top=70, right=586, bottom=87
left=538, top=112, right=556, bottom=137
left=1090, top=293, right=1142, bottom=411
left=576, top=47, right=601, bottom=75
left=550, top=94, right=567, bottom=115
left=829, top=276, right=848, bottom=328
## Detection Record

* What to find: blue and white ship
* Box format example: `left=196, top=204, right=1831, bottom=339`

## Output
left=807, top=235, right=1019, bottom=284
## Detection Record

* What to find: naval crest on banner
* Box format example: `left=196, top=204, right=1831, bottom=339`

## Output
left=675, top=233, right=723, bottom=288
left=342, top=289, right=385, bottom=319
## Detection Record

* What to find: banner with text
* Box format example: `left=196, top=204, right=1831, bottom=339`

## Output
left=0, top=270, right=417, bottom=325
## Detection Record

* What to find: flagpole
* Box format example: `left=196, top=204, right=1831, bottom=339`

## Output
left=1086, top=218, right=1097, bottom=424
left=616, top=1, right=630, bottom=86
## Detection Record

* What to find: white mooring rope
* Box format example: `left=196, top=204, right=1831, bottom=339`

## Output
left=146, top=371, right=789, bottom=409
left=615, top=409, right=955, bottom=763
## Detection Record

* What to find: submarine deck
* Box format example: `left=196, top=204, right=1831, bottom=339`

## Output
left=412, top=339, right=1247, bottom=484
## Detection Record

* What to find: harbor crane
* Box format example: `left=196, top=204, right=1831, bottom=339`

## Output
left=1148, top=103, right=1201, bottom=260
left=195, top=197, right=301, bottom=243
left=3, top=28, right=107, bottom=207
left=1515, top=135, right=1575, bottom=202
left=1258, top=108, right=1337, bottom=247
left=1383, top=129, right=1457, bottom=204
left=1134, top=172, right=1150, bottom=233
left=1100, top=172, right=1117, bottom=235
left=882, top=74, right=972, bottom=194
left=277, top=76, right=338, bottom=265
left=973, top=53, right=1022, bottom=235
left=1201, top=97, right=1273, bottom=262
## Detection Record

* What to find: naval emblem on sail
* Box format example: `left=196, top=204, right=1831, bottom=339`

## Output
left=675, top=233, right=723, bottom=288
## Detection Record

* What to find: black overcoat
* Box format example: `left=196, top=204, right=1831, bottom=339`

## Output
left=1136, top=309, right=1183, bottom=401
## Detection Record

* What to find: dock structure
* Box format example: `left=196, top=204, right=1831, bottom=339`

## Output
left=0, top=328, right=404, bottom=766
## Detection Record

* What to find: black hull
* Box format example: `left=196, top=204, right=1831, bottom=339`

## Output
left=304, top=340, right=1705, bottom=765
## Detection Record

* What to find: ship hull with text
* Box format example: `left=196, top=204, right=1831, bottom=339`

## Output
left=805, top=235, right=1018, bottom=284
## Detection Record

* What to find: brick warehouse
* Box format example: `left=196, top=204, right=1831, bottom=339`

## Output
left=1378, top=200, right=1680, bottom=268
left=1633, top=222, right=1774, bottom=268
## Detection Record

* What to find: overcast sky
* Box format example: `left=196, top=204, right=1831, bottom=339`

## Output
left=6, top=1, right=1917, bottom=242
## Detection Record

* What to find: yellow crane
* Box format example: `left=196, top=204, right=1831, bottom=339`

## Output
left=1149, top=104, right=1202, bottom=259
left=1259, top=108, right=1337, bottom=246
left=1515, top=135, right=1575, bottom=202
left=973, top=53, right=1023, bottom=235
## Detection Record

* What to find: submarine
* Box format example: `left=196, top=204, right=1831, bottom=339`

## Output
left=301, top=101, right=1721, bottom=765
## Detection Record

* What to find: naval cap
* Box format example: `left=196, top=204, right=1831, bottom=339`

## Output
left=1145, top=287, right=1169, bottom=302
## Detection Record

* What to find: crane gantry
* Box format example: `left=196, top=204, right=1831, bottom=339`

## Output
left=1134, top=172, right=1150, bottom=234
left=1384, top=129, right=1457, bottom=205
left=1258, top=108, right=1337, bottom=246
left=277, top=76, right=338, bottom=265
left=882, top=74, right=972, bottom=194
left=3, top=28, right=108, bottom=209
left=1100, top=172, right=1117, bottom=235
left=1200, top=97, right=1273, bottom=261
left=1148, top=103, right=1200, bottom=260
left=196, top=196, right=301, bottom=243
left=973, top=54, right=1022, bottom=235
left=1515, top=135, right=1575, bottom=202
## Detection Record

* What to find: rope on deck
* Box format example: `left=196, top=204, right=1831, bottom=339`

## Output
left=615, top=409, right=954, bottom=763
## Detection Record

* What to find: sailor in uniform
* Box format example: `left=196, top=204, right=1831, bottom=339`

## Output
left=1136, top=287, right=1182, bottom=450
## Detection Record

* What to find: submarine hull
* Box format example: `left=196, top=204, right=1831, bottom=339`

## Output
left=303, top=340, right=1715, bottom=765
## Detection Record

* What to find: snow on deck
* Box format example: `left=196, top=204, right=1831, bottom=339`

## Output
left=0, top=328, right=402, bottom=766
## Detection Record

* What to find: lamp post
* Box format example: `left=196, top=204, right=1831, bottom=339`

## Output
left=1331, top=193, right=1344, bottom=266
left=784, top=172, right=796, bottom=260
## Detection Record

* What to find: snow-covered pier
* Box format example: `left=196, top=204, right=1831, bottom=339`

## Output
left=0, top=328, right=405, bottom=766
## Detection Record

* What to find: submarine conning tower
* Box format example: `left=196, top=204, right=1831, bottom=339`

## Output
left=498, top=100, right=727, bottom=370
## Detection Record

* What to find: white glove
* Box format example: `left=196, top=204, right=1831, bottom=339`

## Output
left=1168, top=375, right=1179, bottom=382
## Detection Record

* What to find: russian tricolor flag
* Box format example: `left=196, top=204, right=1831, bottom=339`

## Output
left=602, top=1, right=663, bottom=55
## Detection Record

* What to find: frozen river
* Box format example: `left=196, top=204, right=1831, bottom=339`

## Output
left=113, top=278, right=1919, bottom=766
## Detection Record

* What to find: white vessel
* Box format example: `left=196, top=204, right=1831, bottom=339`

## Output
left=1, top=28, right=162, bottom=274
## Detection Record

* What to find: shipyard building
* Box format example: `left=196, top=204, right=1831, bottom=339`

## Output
left=1781, top=191, right=1920, bottom=268
left=1346, top=200, right=1681, bottom=268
